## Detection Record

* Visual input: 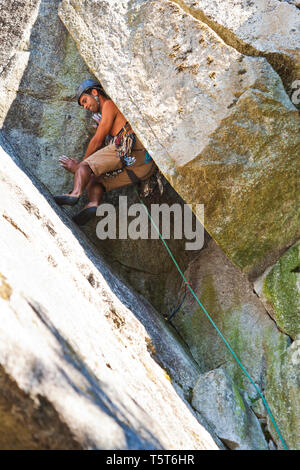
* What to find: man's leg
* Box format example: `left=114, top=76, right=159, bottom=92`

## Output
left=67, top=161, right=93, bottom=198
left=85, top=175, right=105, bottom=208
left=68, top=143, right=121, bottom=199
left=71, top=174, right=106, bottom=226
left=55, top=145, right=119, bottom=207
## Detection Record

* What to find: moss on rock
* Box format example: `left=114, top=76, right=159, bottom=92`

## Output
left=263, top=241, right=300, bottom=339
left=264, top=335, right=300, bottom=449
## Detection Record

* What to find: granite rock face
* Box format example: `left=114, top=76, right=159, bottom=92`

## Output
left=169, top=239, right=298, bottom=449
left=264, top=334, right=300, bottom=449
left=254, top=241, right=300, bottom=339
left=176, top=0, right=300, bottom=91
left=0, top=0, right=40, bottom=123
left=0, top=0, right=203, bottom=315
left=192, top=368, right=268, bottom=450
left=0, top=0, right=94, bottom=195
left=59, top=0, right=300, bottom=279
left=170, top=240, right=290, bottom=393
left=0, top=137, right=218, bottom=450
left=0, top=365, right=81, bottom=450
left=1, top=0, right=299, bottom=451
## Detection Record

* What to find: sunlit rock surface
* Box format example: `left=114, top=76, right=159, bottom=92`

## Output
left=59, top=0, right=300, bottom=278
left=192, top=368, right=268, bottom=450
left=1, top=0, right=299, bottom=450
left=0, top=137, right=218, bottom=450
left=176, top=0, right=300, bottom=90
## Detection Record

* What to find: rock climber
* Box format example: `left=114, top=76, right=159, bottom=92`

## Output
left=54, top=79, right=156, bottom=225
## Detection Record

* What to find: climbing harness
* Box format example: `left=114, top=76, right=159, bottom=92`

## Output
left=90, top=109, right=158, bottom=191
left=139, top=168, right=164, bottom=199
left=104, top=124, right=163, bottom=196
left=134, top=188, right=289, bottom=451
left=114, top=122, right=137, bottom=167
left=103, top=122, right=137, bottom=180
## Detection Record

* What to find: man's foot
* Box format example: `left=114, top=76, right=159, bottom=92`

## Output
left=54, top=195, right=80, bottom=206
left=72, top=206, right=97, bottom=226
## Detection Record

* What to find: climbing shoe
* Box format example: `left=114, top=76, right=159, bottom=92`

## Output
left=54, top=195, right=80, bottom=206
left=72, top=206, right=97, bottom=226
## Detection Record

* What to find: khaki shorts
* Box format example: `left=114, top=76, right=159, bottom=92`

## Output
left=85, top=136, right=156, bottom=192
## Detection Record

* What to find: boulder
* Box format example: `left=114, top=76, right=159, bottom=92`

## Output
left=178, top=0, right=300, bottom=90
left=264, top=334, right=300, bottom=449
left=0, top=137, right=218, bottom=450
left=59, top=0, right=300, bottom=278
left=168, top=238, right=300, bottom=448
left=192, top=368, right=268, bottom=450
left=254, top=241, right=300, bottom=339
left=170, top=239, right=291, bottom=394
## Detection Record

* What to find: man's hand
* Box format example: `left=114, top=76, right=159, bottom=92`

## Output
left=92, top=113, right=101, bottom=129
left=59, top=156, right=79, bottom=174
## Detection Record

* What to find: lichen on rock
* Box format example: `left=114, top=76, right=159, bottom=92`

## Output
left=192, top=368, right=268, bottom=450
left=264, top=334, right=300, bottom=449
left=262, top=242, right=300, bottom=339
left=169, top=239, right=299, bottom=448
left=253, top=241, right=300, bottom=339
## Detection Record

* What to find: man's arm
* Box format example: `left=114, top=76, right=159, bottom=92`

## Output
left=83, top=100, right=117, bottom=160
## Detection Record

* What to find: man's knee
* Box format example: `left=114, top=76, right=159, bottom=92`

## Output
left=86, top=174, right=99, bottom=187
left=79, top=160, right=91, bottom=169
left=78, top=160, right=93, bottom=175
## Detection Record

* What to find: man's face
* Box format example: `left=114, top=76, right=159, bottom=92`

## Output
left=79, top=91, right=99, bottom=112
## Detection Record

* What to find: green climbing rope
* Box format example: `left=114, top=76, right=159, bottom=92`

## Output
left=135, top=189, right=289, bottom=451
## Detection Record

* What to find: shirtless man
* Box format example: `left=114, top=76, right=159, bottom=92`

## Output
left=54, top=79, right=156, bottom=225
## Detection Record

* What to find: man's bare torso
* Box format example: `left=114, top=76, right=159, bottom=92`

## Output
left=106, top=100, right=132, bottom=136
